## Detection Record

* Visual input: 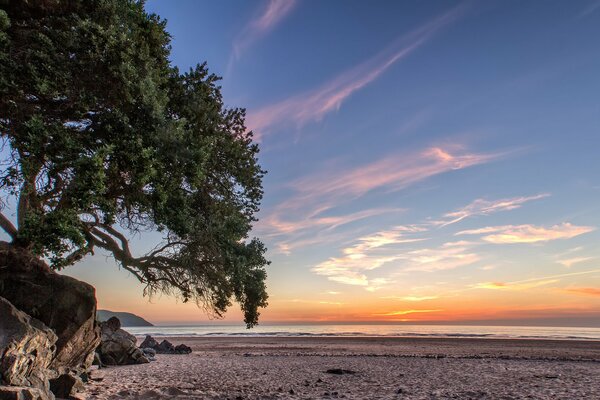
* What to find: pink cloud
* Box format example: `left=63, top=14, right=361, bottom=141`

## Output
left=257, top=145, right=502, bottom=254
left=290, top=147, right=500, bottom=202
left=433, top=193, right=550, bottom=227
left=232, top=0, right=297, bottom=61
left=457, top=223, right=595, bottom=244
left=247, top=4, right=468, bottom=138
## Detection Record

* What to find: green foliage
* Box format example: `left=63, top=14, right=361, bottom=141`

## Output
left=0, top=0, right=268, bottom=327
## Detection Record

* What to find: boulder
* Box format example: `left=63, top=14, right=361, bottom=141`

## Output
left=0, top=245, right=100, bottom=376
left=140, top=348, right=156, bottom=361
left=156, top=340, right=175, bottom=354
left=0, top=297, right=56, bottom=399
left=139, top=335, right=159, bottom=350
left=0, top=386, right=50, bottom=400
left=174, top=344, right=192, bottom=354
left=138, top=335, right=192, bottom=354
left=97, top=318, right=149, bottom=365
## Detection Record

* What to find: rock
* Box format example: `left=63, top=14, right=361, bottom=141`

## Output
left=103, top=317, right=120, bottom=332
left=138, top=335, right=192, bottom=354
left=140, top=348, right=156, bottom=361
left=141, top=348, right=156, bottom=358
left=0, top=244, right=100, bottom=377
left=156, top=340, right=175, bottom=354
left=174, top=344, right=192, bottom=354
left=97, top=318, right=149, bottom=365
left=0, top=297, right=57, bottom=399
left=325, top=369, right=356, bottom=375
left=139, top=335, right=159, bottom=350
left=0, top=386, right=50, bottom=400
left=48, top=374, right=83, bottom=399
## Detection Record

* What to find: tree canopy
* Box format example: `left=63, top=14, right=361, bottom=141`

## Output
left=0, top=0, right=268, bottom=327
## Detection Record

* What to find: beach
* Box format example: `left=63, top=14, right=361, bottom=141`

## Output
left=83, top=336, right=600, bottom=399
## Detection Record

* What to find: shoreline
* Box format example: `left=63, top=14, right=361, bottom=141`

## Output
left=84, top=336, right=600, bottom=399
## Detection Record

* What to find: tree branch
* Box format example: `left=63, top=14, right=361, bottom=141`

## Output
left=0, top=212, right=17, bottom=240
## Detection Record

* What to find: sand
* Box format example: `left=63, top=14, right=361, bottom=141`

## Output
left=83, top=336, right=600, bottom=399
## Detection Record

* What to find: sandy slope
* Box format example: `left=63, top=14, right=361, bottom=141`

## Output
left=83, top=337, right=600, bottom=399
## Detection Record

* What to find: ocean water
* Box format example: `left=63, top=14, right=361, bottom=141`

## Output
left=126, top=324, right=600, bottom=340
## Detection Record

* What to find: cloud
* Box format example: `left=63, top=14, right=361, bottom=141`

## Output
left=365, top=278, right=395, bottom=292
left=457, top=223, right=595, bottom=244
left=247, top=4, right=468, bottom=137
left=290, top=147, right=501, bottom=206
left=471, top=269, right=600, bottom=292
left=382, top=295, right=439, bottom=302
left=312, top=226, right=425, bottom=286
left=260, top=207, right=402, bottom=237
left=402, top=242, right=481, bottom=272
left=231, top=0, right=297, bottom=63
left=557, top=257, right=593, bottom=268
left=259, top=145, right=501, bottom=254
left=373, top=309, right=442, bottom=316
left=578, top=0, right=600, bottom=19
left=473, top=279, right=559, bottom=291
left=433, top=193, right=549, bottom=227
left=563, top=287, right=600, bottom=297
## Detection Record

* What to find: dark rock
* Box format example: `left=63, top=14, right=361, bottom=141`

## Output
left=0, top=245, right=100, bottom=377
left=174, top=344, right=192, bottom=354
left=141, top=348, right=156, bottom=357
left=104, top=317, right=121, bottom=331
left=325, top=369, right=356, bottom=375
left=0, top=296, right=57, bottom=399
left=139, top=335, right=159, bottom=349
left=157, top=340, right=175, bottom=354
left=97, top=318, right=149, bottom=365
left=0, top=386, right=51, bottom=400
left=48, top=374, right=83, bottom=399
left=137, top=335, right=191, bottom=355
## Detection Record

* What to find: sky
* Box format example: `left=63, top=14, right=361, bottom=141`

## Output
left=64, top=0, right=600, bottom=326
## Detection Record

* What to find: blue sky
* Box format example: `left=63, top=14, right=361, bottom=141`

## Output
left=65, top=0, right=600, bottom=325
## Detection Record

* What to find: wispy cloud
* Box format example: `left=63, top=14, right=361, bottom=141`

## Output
left=578, top=0, right=600, bottom=19
left=247, top=4, right=468, bottom=137
left=290, top=147, right=501, bottom=206
left=473, top=279, right=559, bottom=291
left=231, top=0, right=297, bottom=64
left=557, top=257, right=593, bottom=268
left=457, top=223, right=595, bottom=244
left=472, top=269, right=600, bottom=292
left=373, top=309, right=442, bottom=316
left=312, top=226, right=425, bottom=287
left=402, top=241, right=481, bottom=272
left=382, top=295, right=439, bottom=302
left=433, top=193, right=549, bottom=227
left=563, top=287, right=600, bottom=297
left=258, top=145, right=502, bottom=254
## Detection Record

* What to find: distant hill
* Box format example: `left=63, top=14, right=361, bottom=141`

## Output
left=97, top=310, right=154, bottom=327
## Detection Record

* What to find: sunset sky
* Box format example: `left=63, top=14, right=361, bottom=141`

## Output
left=65, top=0, right=600, bottom=326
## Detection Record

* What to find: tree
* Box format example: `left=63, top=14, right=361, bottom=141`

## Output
left=0, top=0, right=268, bottom=327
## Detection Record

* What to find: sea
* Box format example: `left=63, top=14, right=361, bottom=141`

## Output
left=125, top=324, right=600, bottom=340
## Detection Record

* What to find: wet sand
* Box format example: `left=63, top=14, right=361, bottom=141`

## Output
left=83, top=336, right=600, bottom=399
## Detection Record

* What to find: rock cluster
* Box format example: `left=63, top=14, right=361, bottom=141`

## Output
left=0, top=297, right=57, bottom=399
left=0, top=245, right=101, bottom=399
left=97, top=317, right=149, bottom=365
left=139, top=335, right=192, bottom=354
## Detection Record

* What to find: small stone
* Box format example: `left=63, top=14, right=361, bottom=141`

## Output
left=325, top=369, right=356, bottom=375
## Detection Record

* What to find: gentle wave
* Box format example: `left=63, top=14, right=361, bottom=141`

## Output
left=125, top=324, right=600, bottom=340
